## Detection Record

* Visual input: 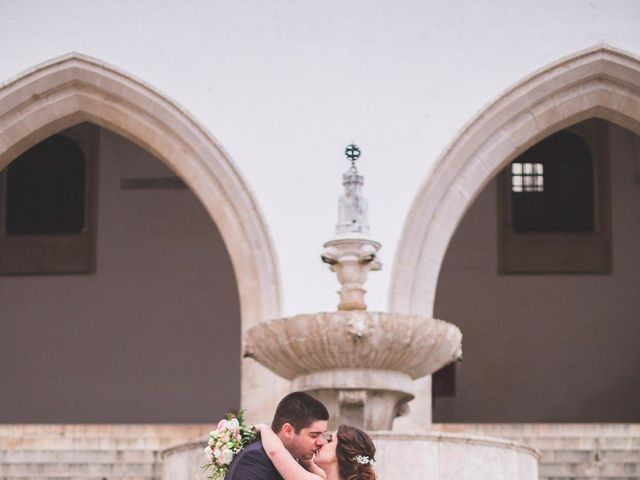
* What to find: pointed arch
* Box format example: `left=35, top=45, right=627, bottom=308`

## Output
left=390, top=45, right=640, bottom=316
left=0, top=53, right=285, bottom=415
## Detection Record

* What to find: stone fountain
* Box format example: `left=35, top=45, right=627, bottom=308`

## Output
left=244, top=144, right=462, bottom=431
left=161, top=145, right=539, bottom=480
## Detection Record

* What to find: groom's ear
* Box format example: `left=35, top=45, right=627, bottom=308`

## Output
left=281, top=422, right=295, bottom=439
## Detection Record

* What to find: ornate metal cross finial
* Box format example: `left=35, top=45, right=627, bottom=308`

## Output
left=345, top=144, right=361, bottom=169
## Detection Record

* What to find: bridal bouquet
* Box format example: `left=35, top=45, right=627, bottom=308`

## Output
left=203, top=410, right=257, bottom=479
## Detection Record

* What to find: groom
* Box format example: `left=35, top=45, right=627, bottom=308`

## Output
left=226, top=391, right=330, bottom=480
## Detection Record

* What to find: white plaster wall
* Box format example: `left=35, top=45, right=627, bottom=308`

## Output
left=433, top=123, right=640, bottom=422
left=2, top=1, right=639, bottom=315
left=0, top=128, right=241, bottom=422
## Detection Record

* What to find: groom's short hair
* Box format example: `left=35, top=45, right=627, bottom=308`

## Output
left=271, top=391, right=329, bottom=433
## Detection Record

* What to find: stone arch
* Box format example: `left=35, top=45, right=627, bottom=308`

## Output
left=390, top=45, right=640, bottom=316
left=0, top=53, right=285, bottom=416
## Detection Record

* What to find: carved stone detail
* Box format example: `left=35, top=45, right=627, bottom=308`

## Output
left=244, top=311, right=462, bottom=380
left=322, top=238, right=381, bottom=310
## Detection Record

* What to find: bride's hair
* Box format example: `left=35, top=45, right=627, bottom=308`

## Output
left=336, top=425, right=377, bottom=480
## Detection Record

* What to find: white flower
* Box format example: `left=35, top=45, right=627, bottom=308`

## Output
left=222, top=448, right=234, bottom=465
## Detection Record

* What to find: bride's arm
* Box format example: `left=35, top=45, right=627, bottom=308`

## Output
left=254, top=424, right=325, bottom=480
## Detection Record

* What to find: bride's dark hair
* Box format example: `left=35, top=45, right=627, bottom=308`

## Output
left=336, top=425, right=377, bottom=480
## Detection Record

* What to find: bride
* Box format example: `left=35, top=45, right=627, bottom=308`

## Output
left=254, top=423, right=377, bottom=480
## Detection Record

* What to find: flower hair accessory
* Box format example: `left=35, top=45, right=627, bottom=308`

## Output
left=352, top=454, right=375, bottom=465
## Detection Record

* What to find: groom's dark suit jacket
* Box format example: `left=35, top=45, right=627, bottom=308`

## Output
left=226, top=440, right=283, bottom=480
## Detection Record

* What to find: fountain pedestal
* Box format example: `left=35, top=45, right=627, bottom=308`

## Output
left=293, top=369, right=413, bottom=431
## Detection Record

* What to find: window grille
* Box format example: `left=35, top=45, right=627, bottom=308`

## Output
left=511, top=162, right=544, bottom=193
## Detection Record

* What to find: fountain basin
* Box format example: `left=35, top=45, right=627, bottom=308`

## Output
left=244, top=311, right=462, bottom=380
left=244, top=311, right=462, bottom=429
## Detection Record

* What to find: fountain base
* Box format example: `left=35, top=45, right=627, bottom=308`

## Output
left=162, top=431, right=539, bottom=480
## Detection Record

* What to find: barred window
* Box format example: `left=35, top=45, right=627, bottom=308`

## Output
left=498, top=119, right=611, bottom=274
left=0, top=123, right=97, bottom=275
left=6, top=135, right=86, bottom=235
left=510, top=130, right=594, bottom=233
left=511, top=162, right=543, bottom=193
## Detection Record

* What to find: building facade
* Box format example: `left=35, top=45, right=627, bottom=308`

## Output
left=1, top=1, right=639, bottom=477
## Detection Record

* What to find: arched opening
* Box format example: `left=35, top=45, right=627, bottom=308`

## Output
left=0, top=54, right=286, bottom=421
left=390, top=45, right=640, bottom=425
left=433, top=117, right=640, bottom=421
left=0, top=122, right=242, bottom=422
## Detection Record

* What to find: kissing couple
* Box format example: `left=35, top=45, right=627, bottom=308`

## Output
left=225, top=391, right=377, bottom=480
